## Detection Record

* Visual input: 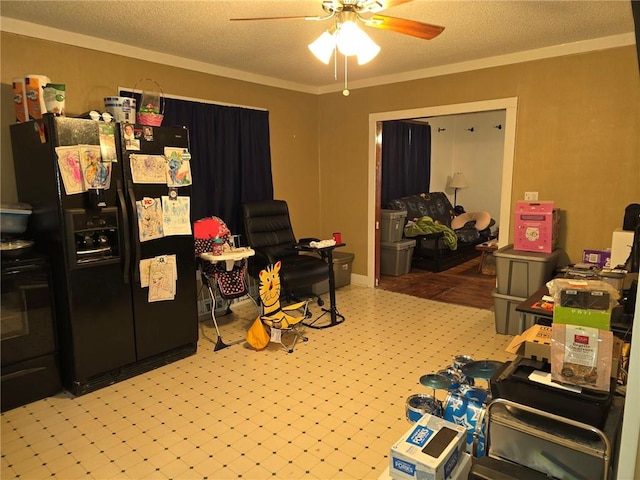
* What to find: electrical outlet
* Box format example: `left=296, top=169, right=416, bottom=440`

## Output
left=524, top=192, right=539, bottom=201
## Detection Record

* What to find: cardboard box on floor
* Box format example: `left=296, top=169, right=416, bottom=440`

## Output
left=506, top=324, right=552, bottom=362
left=506, top=324, right=623, bottom=379
left=390, top=413, right=466, bottom=480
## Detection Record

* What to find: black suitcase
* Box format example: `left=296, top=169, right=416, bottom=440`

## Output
left=490, top=357, right=613, bottom=428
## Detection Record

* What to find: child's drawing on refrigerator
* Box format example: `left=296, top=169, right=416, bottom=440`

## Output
left=130, top=154, right=167, bottom=184
left=162, top=196, right=191, bottom=236
left=55, top=146, right=84, bottom=194
left=136, top=197, right=164, bottom=242
left=148, top=258, right=175, bottom=302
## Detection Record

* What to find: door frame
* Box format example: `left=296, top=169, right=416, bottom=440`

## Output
left=367, top=97, right=519, bottom=287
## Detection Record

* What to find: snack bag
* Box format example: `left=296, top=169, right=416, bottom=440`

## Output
left=551, top=324, right=613, bottom=392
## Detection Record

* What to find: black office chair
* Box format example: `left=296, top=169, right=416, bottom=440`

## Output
left=242, top=200, right=329, bottom=308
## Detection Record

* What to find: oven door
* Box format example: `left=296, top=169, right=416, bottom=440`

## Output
left=1, top=261, right=56, bottom=366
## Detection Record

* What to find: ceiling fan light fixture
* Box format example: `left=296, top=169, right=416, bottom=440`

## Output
left=336, top=20, right=368, bottom=56
left=356, top=35, right=380, bottom=64
left=308, top=30, right=336, bottom=64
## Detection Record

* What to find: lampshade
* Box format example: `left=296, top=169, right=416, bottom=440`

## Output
left=449, top=172, right=469, bottom=189
left=336, top=20, right=365, bottom=56
left=356, top=34, right=381, bottom=65
left=308, top=30, right=336, bottom=65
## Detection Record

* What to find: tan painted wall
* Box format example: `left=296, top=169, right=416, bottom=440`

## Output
left=2, top=32, right=639, bottom=275
left=318, top=47, right=640, bottom=272
left=0, top=32, right=321, bottom=238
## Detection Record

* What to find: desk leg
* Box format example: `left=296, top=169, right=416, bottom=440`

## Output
left=304, top=249, right=345, bottom=329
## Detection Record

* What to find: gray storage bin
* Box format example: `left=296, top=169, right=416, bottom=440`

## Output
left=494, top=244, right=561, bottom=297
left=381, top=210, right=407, bottom=243
left=492, top=288, right=534, bottom=335
left=310, top=251, right=355, bottom=295
left=381, top=239, right=416, bottom=276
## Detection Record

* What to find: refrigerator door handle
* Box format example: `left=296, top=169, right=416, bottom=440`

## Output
left=116, top=180, right=131, bottom=284
left=127, top=185, right=142, bottom=283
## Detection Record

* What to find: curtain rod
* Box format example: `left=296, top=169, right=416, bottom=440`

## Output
left=118, top=86, right=268, bottom=112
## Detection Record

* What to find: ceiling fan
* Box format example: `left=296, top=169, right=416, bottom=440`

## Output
left=231, top=0, right=444, bottom=95
left=230, top=0, right=445, bottom=42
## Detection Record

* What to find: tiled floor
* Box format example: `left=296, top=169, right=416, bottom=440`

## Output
left=1, top=285, right=515, bottom=479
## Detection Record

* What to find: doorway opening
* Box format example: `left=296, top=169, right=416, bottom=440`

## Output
left=367, top=98, right=518, bottom=287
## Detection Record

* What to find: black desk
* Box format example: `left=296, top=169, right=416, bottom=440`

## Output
left=297, top=242, right=346, bottom=329
left=515, top=284, right=553, bottom=326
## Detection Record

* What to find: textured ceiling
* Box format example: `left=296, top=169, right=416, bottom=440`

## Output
left=0, top=0, right=635, bottom=91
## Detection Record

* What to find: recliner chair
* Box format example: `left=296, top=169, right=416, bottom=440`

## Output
left=242, top=200, right=329, bottom=306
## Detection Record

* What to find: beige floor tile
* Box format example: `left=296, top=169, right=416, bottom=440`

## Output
left=2, top=285, right=517, bottom=479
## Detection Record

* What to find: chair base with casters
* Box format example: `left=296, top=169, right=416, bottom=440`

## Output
left=253, top=261, right=309, bottom=353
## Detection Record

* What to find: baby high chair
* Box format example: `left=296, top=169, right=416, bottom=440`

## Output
left=194, top=216, right=255, bottom=351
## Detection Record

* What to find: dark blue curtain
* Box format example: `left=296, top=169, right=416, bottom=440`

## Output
left=381, top=121, right=431, bottom=206
left=122, top=91, right=273, bottom=233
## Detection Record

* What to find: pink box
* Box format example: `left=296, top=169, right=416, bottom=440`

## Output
left=514, top=201, right=560, bottom=253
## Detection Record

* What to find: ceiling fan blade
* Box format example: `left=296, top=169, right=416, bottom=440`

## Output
left=364, top=14, right=445, bottom=40
left=230, top=15, right=323, bottom=21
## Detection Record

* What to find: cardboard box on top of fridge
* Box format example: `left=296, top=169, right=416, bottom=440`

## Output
left=12, top=78, right=28, bottom=123
left=390, top=413, right=466, bottom=480
left=25, top=74, right=50, bottom=120
left=506, top=324, right=552, bottom=362
left=513, top=201, right=560, bottom=253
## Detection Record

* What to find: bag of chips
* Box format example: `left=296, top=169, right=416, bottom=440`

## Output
left=551, top=324, right=613, bottom=392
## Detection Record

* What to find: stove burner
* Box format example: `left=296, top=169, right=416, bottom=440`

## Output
left=0, top=238, right=42, bottom=266
left=1, top=238, right=34, bottom=251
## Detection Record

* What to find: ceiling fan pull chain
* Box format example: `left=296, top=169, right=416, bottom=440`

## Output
left=343, top=55, right=350, bottom=96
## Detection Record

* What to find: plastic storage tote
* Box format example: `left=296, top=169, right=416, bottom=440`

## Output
left=494, top=244, right=561, bottom=297
left=380, top=210, right=407, bottom=243
left=310, top=251, right=355, bottom=295
left=491, top=288, right=534, bottom=335
left=380, top=239, right=416, bottom=276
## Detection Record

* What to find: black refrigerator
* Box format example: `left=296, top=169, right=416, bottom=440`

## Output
left=10, top=115, right=198, bottom=395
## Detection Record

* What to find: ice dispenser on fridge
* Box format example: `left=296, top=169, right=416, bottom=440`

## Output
left=65, top=207, right=120, bottom=268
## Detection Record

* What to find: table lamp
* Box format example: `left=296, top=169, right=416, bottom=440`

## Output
left=449, top=172, right=469, bottom=207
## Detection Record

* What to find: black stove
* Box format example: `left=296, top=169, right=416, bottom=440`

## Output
left=1, top=244, right=61, bottom=412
